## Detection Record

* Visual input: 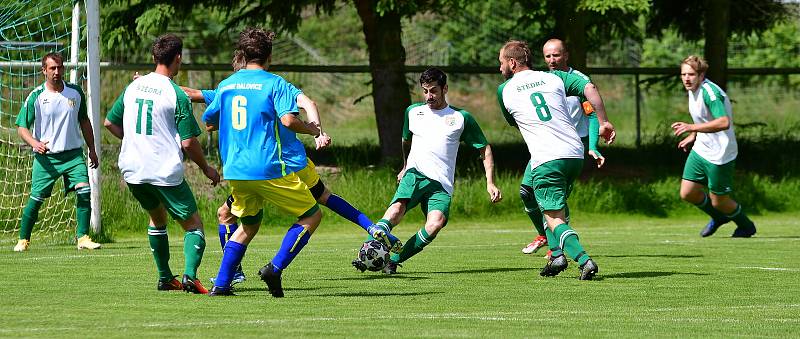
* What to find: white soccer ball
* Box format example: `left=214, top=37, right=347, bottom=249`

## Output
left=358, top=240, right=390, bottom=271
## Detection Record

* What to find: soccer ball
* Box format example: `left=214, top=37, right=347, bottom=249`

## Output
left=358, top=240, right=390, bottom=271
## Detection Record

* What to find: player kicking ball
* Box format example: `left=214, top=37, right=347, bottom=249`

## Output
left=182, top=51, right=401, bottom=288
left=672, top=55, right=756, bottom=238
left=353, top=67, right=502, bottom=274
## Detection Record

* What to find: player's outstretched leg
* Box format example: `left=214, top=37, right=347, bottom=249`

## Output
left=385, top=227, right=436, bottom=274
left=323, top=193, right=373, bottom=232
left=368, top=219, right=403, bottom=254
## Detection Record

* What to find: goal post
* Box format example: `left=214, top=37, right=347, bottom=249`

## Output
left=0, top=0, right=102, bottom=241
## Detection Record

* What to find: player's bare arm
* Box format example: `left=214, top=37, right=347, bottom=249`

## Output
left=103, top=119, right=124, bottom=139
left=79, top=118, right=99, bottom=168
left=397, top=139, right=412, bottom=182
left=280, top=113, right=320, bottom=136
left=180, top=137, right=220, bottom=186
left=583, top=83, right=615, bottom=144
left=479, top=144, right=502, bottom=203
left=17, top=126, right=49, bottom=154
left=296, top=93, right=330, bottom=149
left=671, top=116, right=730, bottom=135
left=179, top=86, right=205, bottom=103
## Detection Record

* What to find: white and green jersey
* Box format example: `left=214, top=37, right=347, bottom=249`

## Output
left=16, top=81, right=88, bottom=154
left=403, top=103, right=488, bottom=195
left=566, top=68, right=590, bottom=138
left=687, top=79, right=737, bottom=165
left=106, top=72, right=201, bottom=186
left=497, top=70, right=589, bottom=170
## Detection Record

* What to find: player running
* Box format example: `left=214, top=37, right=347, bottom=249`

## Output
left=353, top=67, right=502, bottom=274
left=521, top=38, right=607, bottom=256
left=183, top=51, right=401, bottom=287
left=104, top=34, right=220, bottom=294
left=672, top=55, right=756, bottom=238
left=497, top=40, right=615, bottom=280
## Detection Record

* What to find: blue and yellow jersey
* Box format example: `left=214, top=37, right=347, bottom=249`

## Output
left=202, top=69, right=300, bottom=180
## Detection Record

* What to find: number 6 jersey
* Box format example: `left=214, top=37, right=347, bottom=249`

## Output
left=497, top=70, right=589, bottom=170
left=107, top=72, right=200, bottom=186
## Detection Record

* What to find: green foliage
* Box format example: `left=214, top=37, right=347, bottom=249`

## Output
left=647, top=0, right=791, bottom=40
left=578, top=0, right=650, bottom=14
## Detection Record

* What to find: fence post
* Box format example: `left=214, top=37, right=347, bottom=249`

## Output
left=635, top=73, right=641, bottom=148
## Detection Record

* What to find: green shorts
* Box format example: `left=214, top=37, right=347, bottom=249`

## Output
left=126, top=180, right=198, bottom=221
left=530, top=158, right=583, bottom=212
left=391, top=168, right=451, bottom=219
left=30, top=148, right=88, bottom=199
left=682, top=150, right=735, bottom=195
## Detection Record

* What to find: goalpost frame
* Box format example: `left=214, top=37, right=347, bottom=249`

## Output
left=84, top=0, right=102, bottom=234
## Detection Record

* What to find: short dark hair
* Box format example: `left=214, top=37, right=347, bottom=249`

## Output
left=151, top=34, right=182, bottom=66
left=419, top=67, right=447, bottom=87
left=41, top=52, right=63, bottom=68
left=237, top=27, right=276, bottom=65
left=501, top=40, right=533, bottom=68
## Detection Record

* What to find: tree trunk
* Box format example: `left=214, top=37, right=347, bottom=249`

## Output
left=552, top=0, right=587, bottom=71
left=354, top=0, right=410, bottom=163
left=704, top=0, right=730, bottom=90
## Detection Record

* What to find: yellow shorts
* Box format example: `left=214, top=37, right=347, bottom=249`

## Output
left=229, top=173, right=317, bottom=219
left=295, top=158, right=321, bottom=188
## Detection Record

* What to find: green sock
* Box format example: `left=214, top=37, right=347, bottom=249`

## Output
left=147, top=226, right=173, bottom=282
left=183, top=229, right=206, bottom=280
left=523, top=200, right=546, bottom=237
left=391, top=227, right=435, bottom=264
left=19, top=197, right=43, bottom=240
left=553, top=224, right=590, bottom=266
left=726, top=204, right=754, bottom=227
left=75, top=188, right=91, bottom=237
left=366, top=218, right=394, bottom=241
left=695, top=194, right=728, bottom=223
left=545, top=227, right=563, bottom=257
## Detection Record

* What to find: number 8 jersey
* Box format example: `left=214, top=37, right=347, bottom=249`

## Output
left=107, top=72, right=201, bottom=186
left=202, top=69, right=299, bottom=180
left=497, top=70, right=589, bottom=170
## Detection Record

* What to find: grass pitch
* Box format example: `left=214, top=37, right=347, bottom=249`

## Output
left=1, top=212, right=798, bottom=337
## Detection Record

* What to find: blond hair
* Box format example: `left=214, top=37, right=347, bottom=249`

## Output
left=501, top=40, right=533, bottom=68
left=681, top=55, right=708, bottom=74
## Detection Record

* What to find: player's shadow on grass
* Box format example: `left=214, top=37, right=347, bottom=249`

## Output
left=318, top=275, right=429, bottom=281
left=429, top=267, right=530, bottom=274
left=594, top=271, right=709, bottom=281
left=595, top=254, right=703, bottom=259
left=754, top=236, right=800, bottom=239
left=314, top=291, right=443, bottom=298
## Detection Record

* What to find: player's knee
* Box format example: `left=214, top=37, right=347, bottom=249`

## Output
left=519, top=184, right=534, bottom=202
left=679, top=188, right=699, bottom=202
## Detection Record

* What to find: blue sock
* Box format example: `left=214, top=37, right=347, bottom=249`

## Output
left=325, top=194, right=372, bottom=231
left=218, top=223, right=238, bottom=249
left=215, top=240, right=246, bottom=288
left=271, top=224, right=312, bottom=272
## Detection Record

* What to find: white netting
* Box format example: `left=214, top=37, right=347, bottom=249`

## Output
left=0, top=0, right=85, bottom=243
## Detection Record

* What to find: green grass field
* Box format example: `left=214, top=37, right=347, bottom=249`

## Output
left=2, top=212, right=798, bottom=337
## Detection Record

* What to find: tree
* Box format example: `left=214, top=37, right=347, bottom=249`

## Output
left=515, top=0, right=649, bottom=71
left=103, top=0, right=452, bottom=162
left=647, top=0, right=790, bottom=90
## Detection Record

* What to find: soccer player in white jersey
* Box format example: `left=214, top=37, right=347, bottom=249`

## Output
left=13, top=52, right=101, bottom=252
left=104, top=34, right=221, bottom=294
left=521, top=39, right=607, bottom=255
left=355, top=68, right=501, bottom=274
left=497, top=40, right=615, bottom=280
left=672, top=55, right=756, bottom=237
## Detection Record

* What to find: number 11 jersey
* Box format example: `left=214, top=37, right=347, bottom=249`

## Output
left=107, top=72, right=200, bottom=186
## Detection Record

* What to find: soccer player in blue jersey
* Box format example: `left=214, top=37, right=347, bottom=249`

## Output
left=184, top=52, right=400, bottom=287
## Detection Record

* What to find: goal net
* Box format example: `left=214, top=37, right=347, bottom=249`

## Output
left=0, top=0, right=87, bottom=243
